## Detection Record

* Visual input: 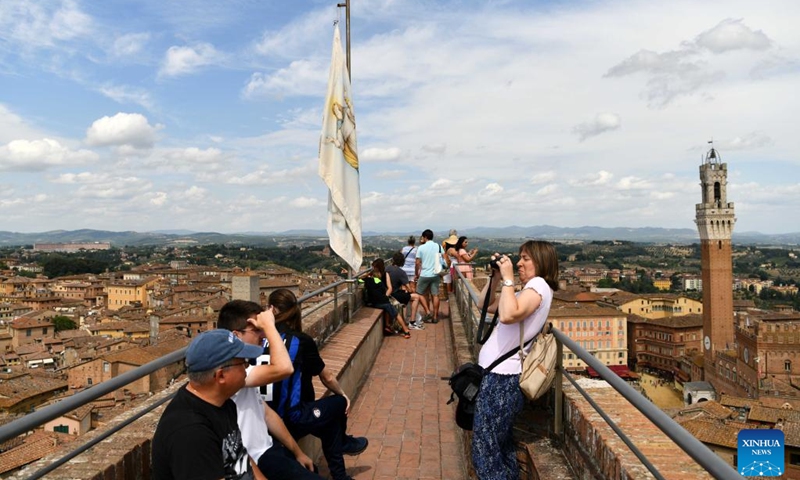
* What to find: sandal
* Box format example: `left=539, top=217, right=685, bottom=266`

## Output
left=383, top=327, right=395, bottom=336
left=402, top=330, right=411, bottom=339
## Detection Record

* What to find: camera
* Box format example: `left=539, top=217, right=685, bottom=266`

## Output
left=489, top=255, right=504, bottom=270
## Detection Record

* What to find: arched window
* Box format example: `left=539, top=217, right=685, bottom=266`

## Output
left=714, top=182, right=721, bottom=202
left=786, top=360, right=792, bottom=372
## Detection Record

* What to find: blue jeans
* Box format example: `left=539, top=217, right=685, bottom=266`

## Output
left=472, top=372, right=524, bottom=480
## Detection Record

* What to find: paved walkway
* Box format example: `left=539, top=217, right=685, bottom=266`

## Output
left=321, top=305, right=468, bottom=480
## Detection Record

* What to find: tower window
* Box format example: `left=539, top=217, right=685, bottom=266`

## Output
left=714, top=182, right=721, bottom=202
left=786, top=360, right=792, bottom=372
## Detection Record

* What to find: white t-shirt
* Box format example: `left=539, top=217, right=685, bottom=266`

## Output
left=231, top=368, right=273, bottom=462
left=401, top=246, right=417, bottom=278
left=477, top=276, right=553, bottom=375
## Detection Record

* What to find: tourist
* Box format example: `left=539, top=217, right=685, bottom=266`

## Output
left=151, top=329, right=266, bottom=480
left=442, top=231, right=459, bottom=294
left=217, top=300, right=324, bottom=480
left=365, top=258, right=412, bottom=338
left=401, top=235, right=418, bottom=293
left=455, top=236, right=478, bottom=279
left=387, top=251, right=430, bottom=329
left=472, top=241, right=560, bottom=480
left=415, top=229, right=443, bottom=322
left=266, top=288, right=370, bottom=480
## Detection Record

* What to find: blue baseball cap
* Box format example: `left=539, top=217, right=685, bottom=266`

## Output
left=186, top=329, right=263, bottom=373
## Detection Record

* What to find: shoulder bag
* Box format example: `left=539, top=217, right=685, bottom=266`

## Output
left=518, top=321, right=558, bottom=401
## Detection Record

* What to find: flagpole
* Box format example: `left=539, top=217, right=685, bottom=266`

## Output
left=336, top=0, right=351, bottom=81
left=337, top=0, right=354, bottom=314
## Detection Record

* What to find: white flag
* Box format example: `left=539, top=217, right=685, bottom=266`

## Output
left=319, top=26, right=363, bottom=273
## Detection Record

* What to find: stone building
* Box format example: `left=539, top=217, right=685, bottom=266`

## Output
left=695, top=145, right=736, bottom=394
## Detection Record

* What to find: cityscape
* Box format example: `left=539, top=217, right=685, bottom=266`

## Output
left=2, top=1, right=800, bottom=479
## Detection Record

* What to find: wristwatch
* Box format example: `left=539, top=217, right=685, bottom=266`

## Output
left=501, top=279, right=515, bottom=288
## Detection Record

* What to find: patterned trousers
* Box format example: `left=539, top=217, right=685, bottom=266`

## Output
left=471, top=372, right=524, bottom=480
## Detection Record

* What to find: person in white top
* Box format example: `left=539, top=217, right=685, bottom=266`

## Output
left=471, top=241, right=560, bottom=480
left=218, top=300, right=324, bottom=480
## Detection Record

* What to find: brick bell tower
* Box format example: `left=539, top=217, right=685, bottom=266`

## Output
left=695, top=143, right=736, bottom=385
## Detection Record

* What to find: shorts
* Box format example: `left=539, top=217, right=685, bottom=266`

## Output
left=392, top=290, right=412, bottom=305
left=417, top=276, right=440, bottom=296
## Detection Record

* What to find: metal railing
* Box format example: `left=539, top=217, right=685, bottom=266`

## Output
left=0, top=268, right=372, bottom=477
left=450, top=268, right=744, bottom=480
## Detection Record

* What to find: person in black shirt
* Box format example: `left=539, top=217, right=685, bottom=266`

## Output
left=152, top=329, right=265, bottom=480
left=265, top=289, right=369, bottom=480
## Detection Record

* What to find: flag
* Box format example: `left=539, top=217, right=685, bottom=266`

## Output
left=319, top=25, right=363, bottom=273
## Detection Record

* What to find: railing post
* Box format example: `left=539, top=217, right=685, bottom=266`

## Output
left=333, top=282, right=340, bottom=325
left=554, top=338, right=564, bottom=440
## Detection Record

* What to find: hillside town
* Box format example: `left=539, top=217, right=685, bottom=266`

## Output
left=0, top=225, right=798, bottom=476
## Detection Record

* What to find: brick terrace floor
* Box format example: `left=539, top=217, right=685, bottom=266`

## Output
left=319, top=307, right=468, bottom=480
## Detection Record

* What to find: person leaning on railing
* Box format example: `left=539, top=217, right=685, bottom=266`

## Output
left=473, top=241, right=560, bottom=480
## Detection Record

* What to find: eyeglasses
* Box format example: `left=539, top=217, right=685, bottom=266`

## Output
left=219, top=359, right=249, bottom=370
left=236, top=328, right=262, bottom=336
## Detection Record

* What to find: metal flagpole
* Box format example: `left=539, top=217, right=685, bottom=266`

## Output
left=336, top=0, right=355, bottom=319
left=337, top=0, right=351, bottom=81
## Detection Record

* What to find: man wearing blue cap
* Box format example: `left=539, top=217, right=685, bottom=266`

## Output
left=152, top=328, right=266, bottom=480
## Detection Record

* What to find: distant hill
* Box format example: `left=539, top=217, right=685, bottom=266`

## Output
left=0, top=226, right=797, bottom=247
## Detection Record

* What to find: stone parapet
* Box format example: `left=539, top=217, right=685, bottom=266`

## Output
left=9, top=294, right=382, bottom=479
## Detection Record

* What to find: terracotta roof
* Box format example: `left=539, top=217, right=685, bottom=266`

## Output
left=678, top=418, right=755, bottom=449
left=748, top=404, right=800, bottom=424
left=673, top=400, right=735, bottom=421
left=9, top=317, right=54, bottom=330
left=782, top=421, right=800, bottom=447
left=718, top=393, right=759, bottom=409
left=0, top=374, right=68, bottom=409
left=0, top=430, right=73, bottom=474
left=102, top=348, right=159, bottom=367
left=548, top=303, right=625, bottom=318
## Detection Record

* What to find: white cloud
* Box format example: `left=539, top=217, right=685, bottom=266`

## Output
left=85, top=113, right=161, bottom=148
left=483, top=183, right=504, bottom=195
left=361, top=147, right=401, bottom=162
left=421, top=143, right=446, bottom=155
left=111, top=32, right=150, bottom=57
left=290, top=196, right=323, bottom=208
left=616, top=176, right=652, bottom=190
left=570, top=171, right=614, bottom=187
left=536, top=184, right=559, bottom=195
left=242, top=60, right=325, bottom=99
left=0, top=1, right=92, bottom=48
left=531, top=171, right=556, bottom=185
left=693, top=19, right=771, bottom=54
left=719, top=132, right=773, bottom=151
left=96, top=84, right=154, bottom=110
left=0, top=138, right=97, bottom=171
left=573, top=113, right=621, bottom=141
left=159, top=43, right=221, bottom=78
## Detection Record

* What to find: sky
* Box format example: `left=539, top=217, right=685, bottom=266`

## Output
left=1, top=0, right=799, bottom=236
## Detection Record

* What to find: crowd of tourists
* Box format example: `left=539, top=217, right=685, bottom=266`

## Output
left=151, top=228, right=559, bottom=480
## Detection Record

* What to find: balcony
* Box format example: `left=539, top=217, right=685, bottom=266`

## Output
left=0, top=269, right=743, bottom=479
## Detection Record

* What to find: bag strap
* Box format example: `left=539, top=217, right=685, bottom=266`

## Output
left=518, top=321, right=551, bottom=360
left=485, top=344, right=520, bottom=373
left=476, top=273, right=499, bottom=345
left=404, top=247, right=414, bottom=259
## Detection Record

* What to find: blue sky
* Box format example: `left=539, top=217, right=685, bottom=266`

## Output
left=1, top=0, right=799, bottom=235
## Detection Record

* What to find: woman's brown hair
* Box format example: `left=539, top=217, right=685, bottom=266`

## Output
left=268, top=288, right=303, bottom=332
left=519, top=240, right=560, bottom=291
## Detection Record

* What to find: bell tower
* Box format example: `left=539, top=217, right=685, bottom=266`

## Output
left=694, top=143, right=736, bottom=385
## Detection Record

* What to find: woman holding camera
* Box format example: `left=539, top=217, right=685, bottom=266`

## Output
left=472, top=240, right=559, bottom=480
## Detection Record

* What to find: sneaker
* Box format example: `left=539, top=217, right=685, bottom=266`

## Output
left=342, top=436, right=369, bottom=456
left=422, top=314, right=435, bottom=323
left=410, top=323, right=425, bottom=330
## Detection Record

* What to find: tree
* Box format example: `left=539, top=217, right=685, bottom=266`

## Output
left=53, top=315, right=77, bottom=332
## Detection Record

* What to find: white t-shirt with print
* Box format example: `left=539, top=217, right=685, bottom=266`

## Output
left=231, top=368, right=274, bottom=462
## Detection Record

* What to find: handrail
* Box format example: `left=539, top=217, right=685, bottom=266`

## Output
left=0, top=268, right=373, bottom=447
left=455, top=271, right=744, bottom=480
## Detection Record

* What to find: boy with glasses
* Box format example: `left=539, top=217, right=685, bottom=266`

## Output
left=218, top=300, right=324, bottom=480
